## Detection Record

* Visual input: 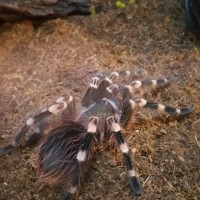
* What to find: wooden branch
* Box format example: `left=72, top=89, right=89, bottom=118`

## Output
left=0, top=0, right=91, bottom=21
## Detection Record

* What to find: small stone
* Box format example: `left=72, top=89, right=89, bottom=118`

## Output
left=108, top=158, right=117, bottom=167
left=32, top=193, right=40, bottom=200
left=24, top=154, right=30, bottom=160
left=178, top=155, right=185, bottom=162
left=169, top=121, right=177, bottom=127
left=160, top=129, right=167, bottom=135
left=131, top=148, right=137, bottom=154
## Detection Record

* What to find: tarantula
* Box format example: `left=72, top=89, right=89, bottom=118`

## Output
left=0, top=71, right=192, bottom=199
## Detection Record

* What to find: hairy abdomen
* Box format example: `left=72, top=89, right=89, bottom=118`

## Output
left=35, top=121, right=92, bottom=187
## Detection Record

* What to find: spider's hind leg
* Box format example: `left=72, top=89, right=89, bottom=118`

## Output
left=26, top=121, right=48, bottom=147
left=0, top=96, right=74, bottom=156
left=0, top=124, right=30, bottom=156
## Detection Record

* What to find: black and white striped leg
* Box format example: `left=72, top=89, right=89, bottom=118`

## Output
left=120, top=78, right=171, bottom=122
left=62, top=96, right=76, bottom=120
left=126, top=77, right=172, bottom=92
left=134, top=98, right=193, bottom=115
left=0, top=96, right=72, bottom=156
left=118, top=70, right=131, bottom=78
left=0, top=124, right=29, bottom=156
left=82, top=72, right=119, bottom=107
left=0, top=109, right=53, bottom=156
left=100, top=71, right=119, bottom=89
left=82, top=76, right=100, bottom=107
left=120, top=99, right=137, bottom=128
left=26, top=122, right=48, bottom=147
left=64, top=185, right=78, bottom=200
left=106, top=116, right=142, bottom=196
left=65, top=116, right=98, bottom=200
left=120, top=84, right=137, bottom=127
left=93, top=72, right=119, bottom=101
left=105, top=84, right=120, bottom=97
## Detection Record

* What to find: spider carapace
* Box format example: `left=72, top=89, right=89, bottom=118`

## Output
left=0, top=71, right=192, bottom=200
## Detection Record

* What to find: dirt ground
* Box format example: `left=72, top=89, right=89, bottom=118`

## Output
left=0, top=0, right=200, bottom=200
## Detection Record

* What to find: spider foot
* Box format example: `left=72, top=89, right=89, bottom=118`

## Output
left=64, top=186, right=77, bottom=200
left=0, top=144, right=16, bottom=157
left=27, top=132, right=42, bottom=147
left=130, top=176, right=143, bottom=196
left=64, top=192, right=73, bottom=200
left=179, top=108, right=193, bottom=115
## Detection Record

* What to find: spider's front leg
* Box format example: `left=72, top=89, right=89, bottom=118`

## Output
left=64, top=116, right=99, bottom=200
left=82, top=72, right=119, bottom=108
left=106, top=116, right=142, bottom=196
left=0, top=96, right=74, bottom=156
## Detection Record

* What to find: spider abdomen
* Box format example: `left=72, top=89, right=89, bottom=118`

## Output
left=36, top=121, right=92, bottom=187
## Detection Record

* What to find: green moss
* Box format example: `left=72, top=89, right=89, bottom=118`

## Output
left=116, top=1, right=126, bottom=9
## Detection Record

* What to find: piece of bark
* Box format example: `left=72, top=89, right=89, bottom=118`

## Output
left=0, top=0, right=91, bottom=21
